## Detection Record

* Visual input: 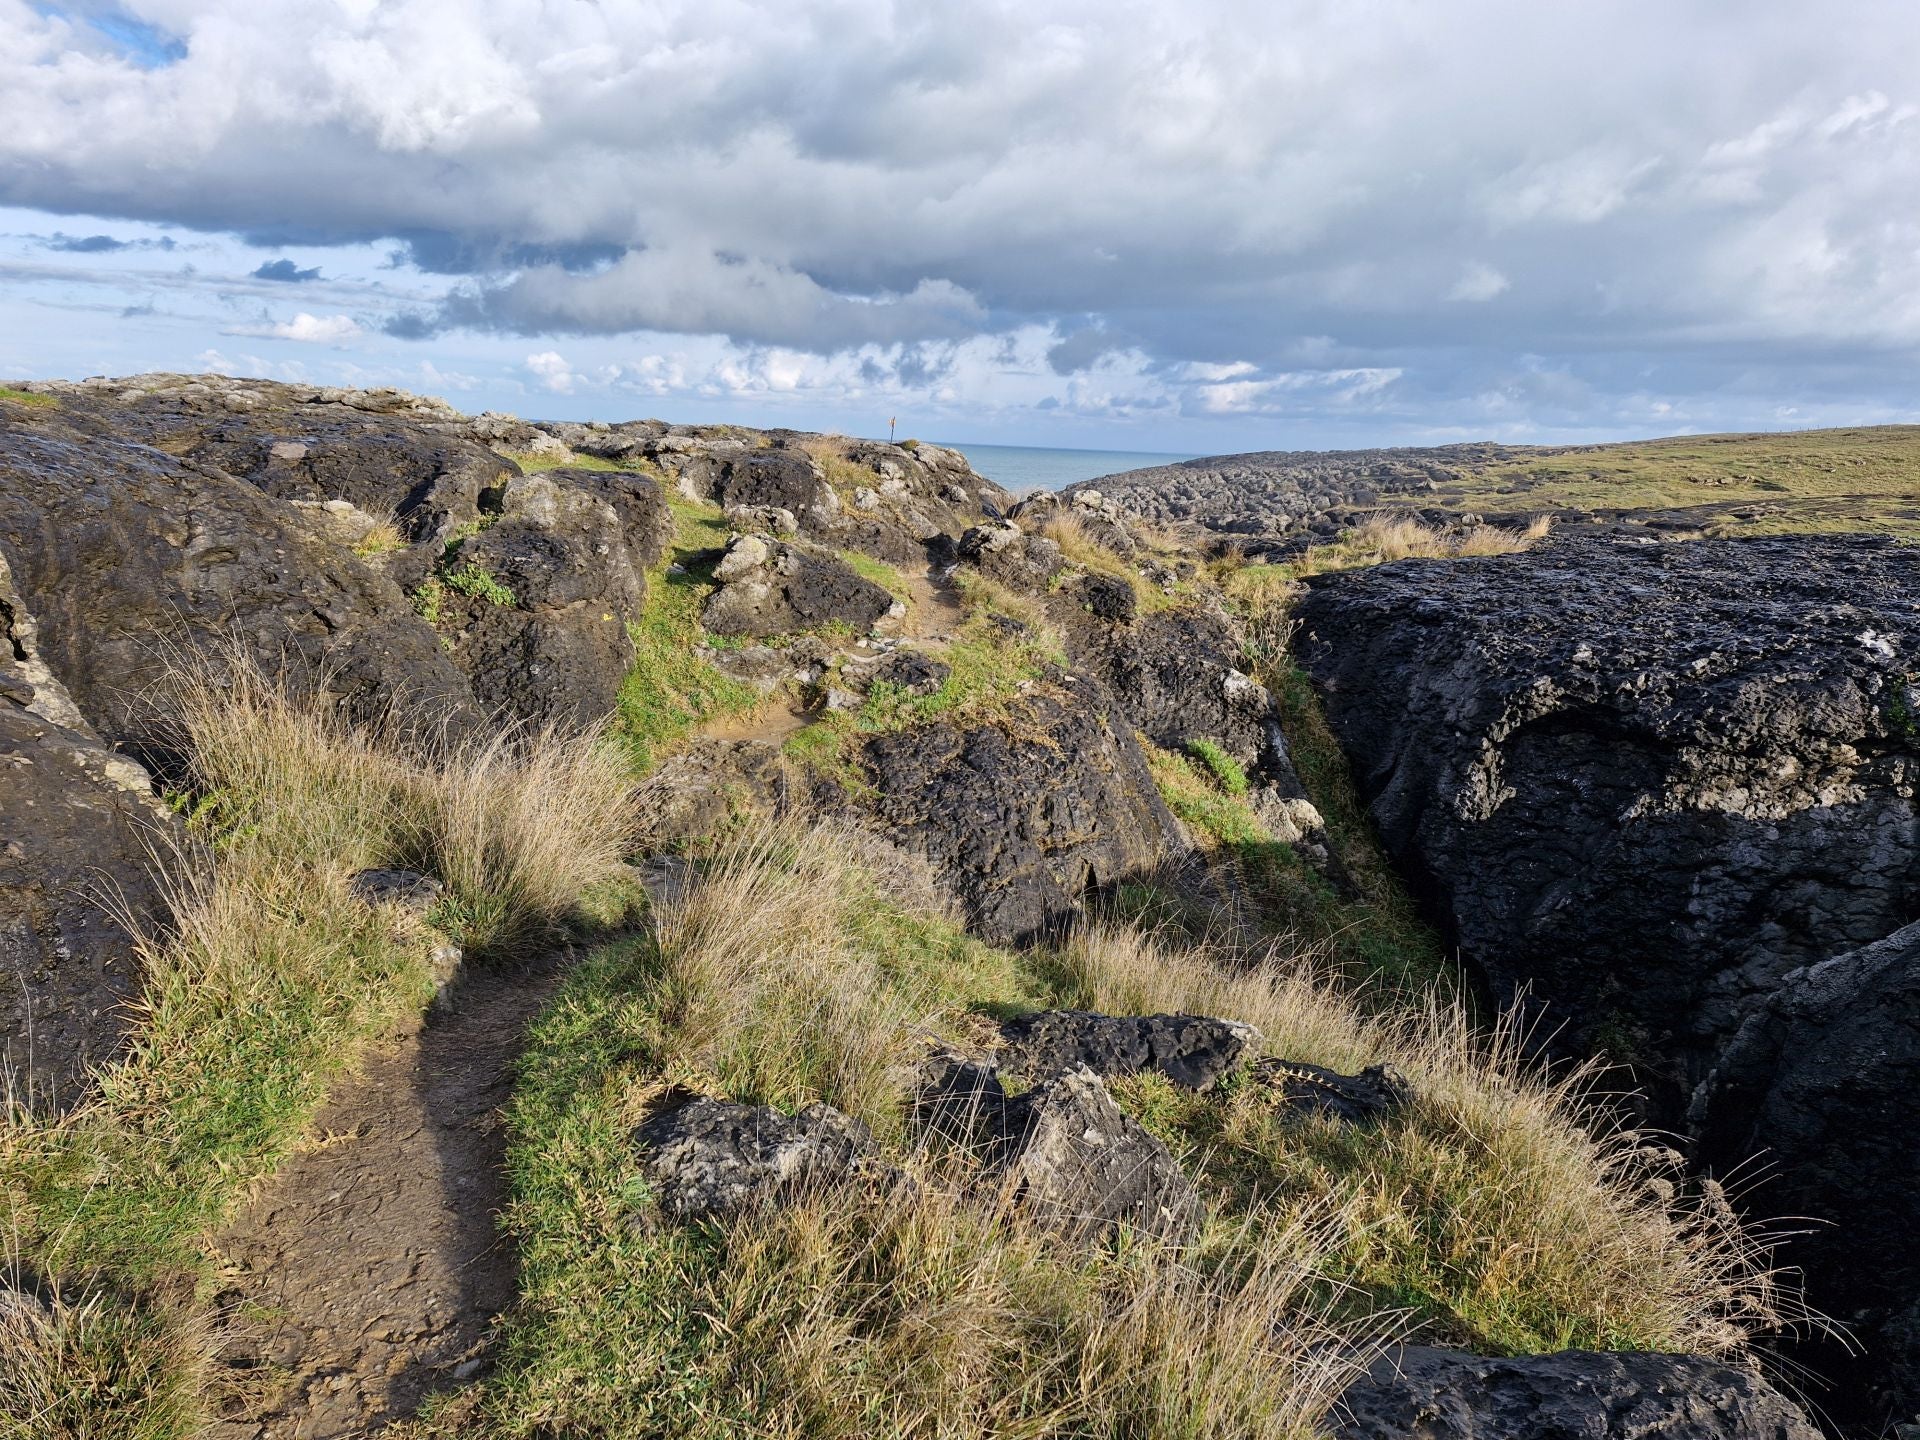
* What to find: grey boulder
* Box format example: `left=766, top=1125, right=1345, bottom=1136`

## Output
left=1331, top=1346, right=1820, bottom=1440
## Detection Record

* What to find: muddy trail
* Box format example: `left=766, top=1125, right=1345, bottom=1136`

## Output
left=203, top=953, right=567, bottom=1439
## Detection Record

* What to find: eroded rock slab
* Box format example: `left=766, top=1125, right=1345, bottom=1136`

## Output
left=855, top=678, right=1191, bottom=945
left=998, top=1010, right=1259, bottom=1090
left=702, top=536, right=897, bottom=638
left=633, top=1096, right=896, bottom=1221
left=1296, top=534, right=1920, bottom=1110
left=1692, top=920, right=1920, bottom=1427
left=999, top=1065, right=1203, bottom=1245
left=1331, top=1345, right=1820, bottom=1440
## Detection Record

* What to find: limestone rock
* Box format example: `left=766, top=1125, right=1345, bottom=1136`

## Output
left=1691, top=920, right=1920, bottom=1427
left=633, top=1096, right=896, bottom=1221
left=1331, top=1346, right=1820, bottom=1440
left=998, top=1010, right=1260, bottom=1090
left=1295, top=534, right=1920, bottom=1114
left=702, top=539, right=895, bottom=638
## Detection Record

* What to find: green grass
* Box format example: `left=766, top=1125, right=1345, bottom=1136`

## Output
left=613, top=499, right=761, bottom=772
left=390, top=825, right=1774, bottom=1437
left=840, top=548, right=910, bottom=603
left=1145, top=739, right=1443, bottom=991
left=0, top=658, right=637, bottom=1438
left=1186, top=737, right=1249, bottom=796
left=1389, top=425, right=1920, bottom=540
left=0, top=385, right=56, bottom=409
left=443, top=563, right=516, bottom=607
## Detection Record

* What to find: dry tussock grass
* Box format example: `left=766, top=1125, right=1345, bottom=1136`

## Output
left=0, top=649, right=639, bottom=1437
left=1056, top=922, right=1785, bottom=1356
left=1284, top=513, right=1552, bottom=579
left=693, top=1179, right=1365, bottom=1440
left=1040, top=508, right=1134, bottom=577
left=170, top=650, right=638, bottom=956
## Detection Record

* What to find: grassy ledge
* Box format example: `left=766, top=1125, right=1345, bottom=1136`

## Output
left=615, top=497, right=761, bottom=772
left=390, top=821, right=1780, bottom=1438
left=0, top=656, right=638, bottom=1438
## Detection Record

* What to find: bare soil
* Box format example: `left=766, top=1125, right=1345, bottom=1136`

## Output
left=202, top=954, right=566, bottom=1438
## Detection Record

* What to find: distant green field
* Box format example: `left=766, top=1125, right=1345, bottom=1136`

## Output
left=1401, top=425, right=1920, bottom=540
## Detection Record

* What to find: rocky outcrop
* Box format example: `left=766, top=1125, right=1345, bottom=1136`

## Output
left=440, top=467, right=671, bottom=727
left=632, top=1096, right=898, bottom=1221
left=1246, top=1058, right=1411, bottom=1125
left=0, top=407, right=477, bottom=755
left=1296, top=535, right=1920, bottom=1111
left=914, top=1054, right=1203, bottom=1245
left=702, top=535, right=898, bottom=638
left=998, top=1011, right=1259, bottom=1090
left=1691, top=921, right=1920, bottom=1427
left=1332, top=1346, right=1820, bottom=1440
left=0, top=697, right=172, bottom=1108
left=1000, top=1065, right=1203, bottom=1244
left=1064, top=442, right=1533, bottom=540
left=855, top=677, right=1192, bottom=945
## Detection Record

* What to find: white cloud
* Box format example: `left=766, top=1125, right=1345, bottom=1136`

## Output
left=1447, top=263, right=1510, bottom=303
left=524, top=349, right=577, bottom=392
left=2, top=2, right=1919, bottom=442
left=225, top=311, right=362, bottom=343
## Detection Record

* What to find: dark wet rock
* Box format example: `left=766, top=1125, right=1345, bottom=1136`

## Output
left=998, top=1065, right=1203, bottom=1245
left=714, top=450, right=841, bottom=530
left=136, top=402, right=512, bottom=549
left=347, top=869, right=444, bottom=917
left=0, top=408, right=476, bottom=754
left=861, top=648, right=950, bottom=698
left=0, top=698, right=172, bottom=1110
left=702, top=536, right=897, bottom=638
left=999, top=1010, right=1260, bottom=1090
left=440, top=468, right=668, bottom=727
left=1055, top=601, right=1273, bottom=761
left=632, top=1095, right=897, bottom=1221
left=1295, top=535, right=1920, bottom=1113
left=911, top=1050, right=1016, bottom=1147
left=1079, top=572, right=1137, bottom=623
left=854, top=678, right=1191, bottom=945
left=1691, top=920, right=1920, bottom=1428
left=1331, top=1345, right=1820, bottom=1440
left=1247, top=1058, right=1411, bottom=1125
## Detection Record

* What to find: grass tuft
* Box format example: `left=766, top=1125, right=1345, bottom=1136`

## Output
left=415, top=823, right=1782, bottom=1437
left=0, top=650, right=638, bottom=1435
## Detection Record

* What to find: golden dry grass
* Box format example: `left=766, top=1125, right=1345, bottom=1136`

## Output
left=0, top=650, right=640, bottom=1437
left=1056, top=923, right=1783, bottom=1356
left=439, top=824, right=1785, bottom=1439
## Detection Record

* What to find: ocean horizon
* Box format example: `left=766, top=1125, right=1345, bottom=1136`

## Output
left=937, top=440, right=1197, bottom=493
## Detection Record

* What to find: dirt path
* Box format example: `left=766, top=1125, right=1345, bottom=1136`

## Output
left=895, top=562, right=964, bottom=643
left=203, top=954, right=567, bottom=1439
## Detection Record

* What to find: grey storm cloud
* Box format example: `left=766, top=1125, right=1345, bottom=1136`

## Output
left=252, top=258, right=321, bottom=283
left=40, top=230, right=175, bottom=253
left=4, top=0, right=1920, bottom=430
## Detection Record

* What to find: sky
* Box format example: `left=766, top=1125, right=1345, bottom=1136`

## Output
left=3, top=1, right=1919, bottom=451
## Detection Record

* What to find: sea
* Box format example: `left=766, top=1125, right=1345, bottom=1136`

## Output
left=937, top=441, right=1197, bottom=493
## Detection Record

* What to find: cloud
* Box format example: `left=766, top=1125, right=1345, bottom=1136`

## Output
left=2, top=1, right=1919, bottom=441
left=399, top=249, right=986, bottom=351
left=524, top=349, right=576, bottom=393
left=252, top=258, right=321, bottom=283
left=1447, top=263, right=1510, bottom=303
left=38, top=230, right=175, bottom=253
left=225, top=312, right=361, bottom=343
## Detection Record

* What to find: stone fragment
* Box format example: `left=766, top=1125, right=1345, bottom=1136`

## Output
left=998, top=1010, right=1259, bottom=1090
